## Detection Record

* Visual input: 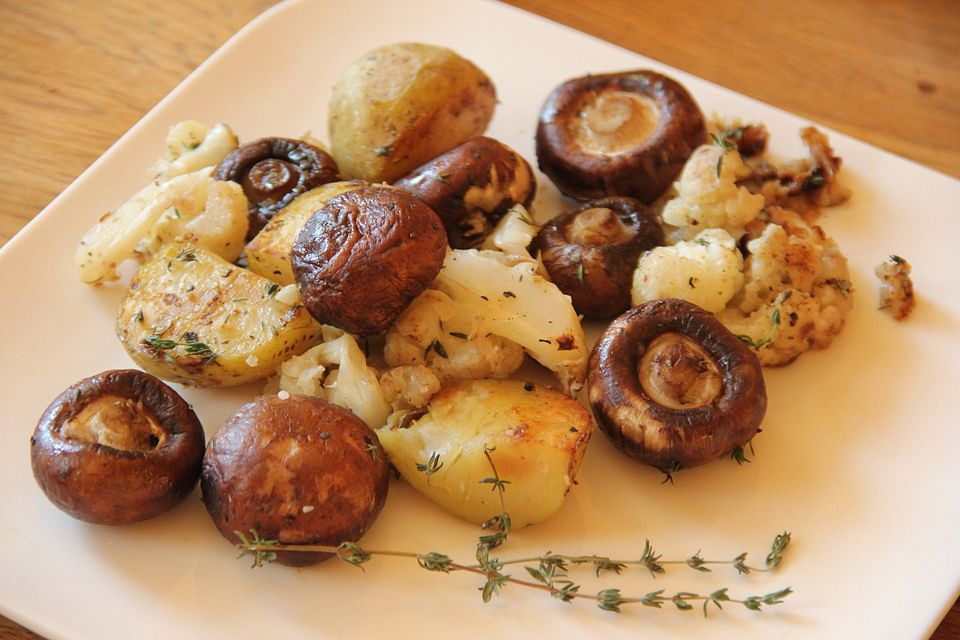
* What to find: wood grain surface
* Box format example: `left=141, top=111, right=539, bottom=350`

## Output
left=1, top=1, right=957, bottom=638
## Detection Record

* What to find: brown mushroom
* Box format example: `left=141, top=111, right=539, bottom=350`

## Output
left=201, top=394, right=390, bottom=566
left=291, top=186, right=447, bottom=335
left=392, top=136, right=536, bottom=248
left=214, top=137, right=341, bottom=239
left=533, top=196, right=664, bottom=318
left=588, top=299, right=766, bottom=473
left=536, top=70, right=707, bottom=203
left=30, top=369, right=205, bottom=524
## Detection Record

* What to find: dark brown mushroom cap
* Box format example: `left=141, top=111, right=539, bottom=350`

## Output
left=214, top=137, right=341, bottom=239
left=392, top=136, right=537, bottom=249
left=200, top=395, right=390, bottom=566
left=536, top=70, right=707, bottom=203
left=291, top=186, right=447, bottom=335
left=30, top=369, right=205, bottom=525
left=533, top=197, right=664, bottom=319
left=588, top=299, right=766, bottom=471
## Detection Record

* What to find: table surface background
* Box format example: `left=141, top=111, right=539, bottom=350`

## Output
left=1, top=0, right=957, bottom=638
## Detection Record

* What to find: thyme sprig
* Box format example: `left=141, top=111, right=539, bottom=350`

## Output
left=234, top=449, right=792, bottom=617
left=233, top=532, right=792, bottom=615
left=142, top=333, right=219, bottom=364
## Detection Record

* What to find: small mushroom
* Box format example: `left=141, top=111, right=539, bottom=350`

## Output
left=536, top=70, right=707, bottom=203
left=214, top=137, right=341, bottom=239
left=588, top=299, right=766, bottom=472
left=30, top=370, right=205, bottom=524
left=291, top=186, right=447, bottom=335
left=533, top=196, right=664, bottom=318
left=201, top=395, right=390, bottom=566
left=392, top=137, right=536, bottom=248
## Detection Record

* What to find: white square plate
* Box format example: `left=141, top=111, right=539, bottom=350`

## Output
left=2, top=1, right=959, bottom=638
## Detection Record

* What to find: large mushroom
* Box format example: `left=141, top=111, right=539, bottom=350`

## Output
left=30, top=370, right=205, bottom=524
left=214, top=137, right=341, bottom=238
left=291, top=186, right=447, bottom=335
left=536, top=70, right=707, bottom=203
left=533, top=196, right=664, bottom=318
left=392, top=136, right=536, bottom=248
left=588, top=299, right=766, bottom=473
left=201, top=394, right=390, bottom=566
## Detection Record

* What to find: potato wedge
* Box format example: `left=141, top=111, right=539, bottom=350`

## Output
left=376, top=379, right=592, bottom=528
left=117, top=243, right=322, bottom=387
left=328, top=43, right=496, bottom=182
left=245, top=181, right=367, bottom=284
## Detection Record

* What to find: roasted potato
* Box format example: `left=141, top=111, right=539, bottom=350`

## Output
left=328, top=43, right=496, bottom=183
left=376, top=379, right=592, bottom=528
left=245, top=181, right=367, bottom=284
left=116, top=243, right=322, bottom=387
left=201, top=394, right=390, bottom=566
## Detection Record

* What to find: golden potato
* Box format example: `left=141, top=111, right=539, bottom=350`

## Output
left=116, top=243, right=322, bottom=387
left=328, top=43, right=496, bottom=183
left=376, top=379, right=592, bottom=528
left=245, top=181, right=367, bottom=284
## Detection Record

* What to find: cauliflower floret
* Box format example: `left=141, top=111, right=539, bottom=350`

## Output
left=661, top=144, right=765, bottom=230
left=272, top=325, right=390, bottom=428
left=717, top=207, right=853, bottom=366
left=384, top=289, right=526, bottom=383
left=631, top=229, right=744, bottom=313
left=875, top=255, right=915, bottom=321
left=378, top=365, right=442, bottom=411
left=149, top=121, right=238, bottom=183
left=75, top=166, right=248, bottom=284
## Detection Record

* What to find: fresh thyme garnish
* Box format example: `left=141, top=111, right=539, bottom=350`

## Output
left=234, top=529, right=793, bottom=615
left=449, top=332, right=468, bottom=340
left=142, top=333, right=219, bottom=364
left=416, top=452, right=444, bottom=479
left=176, top=247, right=197, bottom=262
left=736, top=302, right=784, bottom=350
left=374, top=145, right=393, bottom=157
left=265, top=282, right=280, bottom=297
left=711, top=129, right=741, bottom=178
left=576, top=263, right=585, bottom=283
left=233, top=448, right=791, bottom=617
left=516, top=211, right=535, bottom=226
left=437, top=173, right=450, bottom=184
left=425, top=338, right=448, bottom=359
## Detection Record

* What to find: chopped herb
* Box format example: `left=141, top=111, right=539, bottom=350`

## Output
left=176, top=247, right=197, bottom=262
left=576, top=263, right=585, bottom=283
left=539, top=338, right=552, bottom=344
left=449, top=332, right=468, bottom=340
left=185, top=141, right=201, bottom=151
left=437, top=173, right=450, bottom=184
left=425, top=339, right=448, bottom=359
left=374, top=145, right=393, bottom=157
left=688, top=277, right=696, bottom=289
left=265, top=282, right=280, bottom=297
left=133, top=309, right=144, bottom=323
left=503, top=291, right=516, bottom=298
left=416, top=452, right=443, bottom=480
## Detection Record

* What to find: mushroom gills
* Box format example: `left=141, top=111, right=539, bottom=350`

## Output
left=567, top=206, right=634, bottom=245
left=638, top=333, right=723, bottom=410
left=61, top=396, right=166, bottom=452
left=576, top=90, right=661, bottom=154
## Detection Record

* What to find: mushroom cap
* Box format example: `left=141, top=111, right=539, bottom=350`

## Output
left=534, top=196, right=664, bottom=318
left=201, top=394, right=390, bottom=566
left=30, top=369, right=205, bottom=524
left=214, top=137, right=340, bottom=238
left=588, top=299, right=766, bottom=470
left=291, top=186, right=448, bottom=335
left=393, top=136, right=536, bottom=248
left=536, top=70, right=707, bottom=203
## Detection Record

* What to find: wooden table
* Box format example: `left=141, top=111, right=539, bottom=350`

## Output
left=1, top=1, right=957, bottom=638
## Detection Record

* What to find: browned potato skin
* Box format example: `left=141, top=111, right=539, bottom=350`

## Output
left=30, top=370, right=205, bottom=525
left=537, top=70, right=707, bottom=203
left=328, top=43, right=496, bottom=183
left=292, top=186, right=447, bottom=335
left=393, top=136, right=537, bottom=248
left=201, top=395, right=390, bottom=566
